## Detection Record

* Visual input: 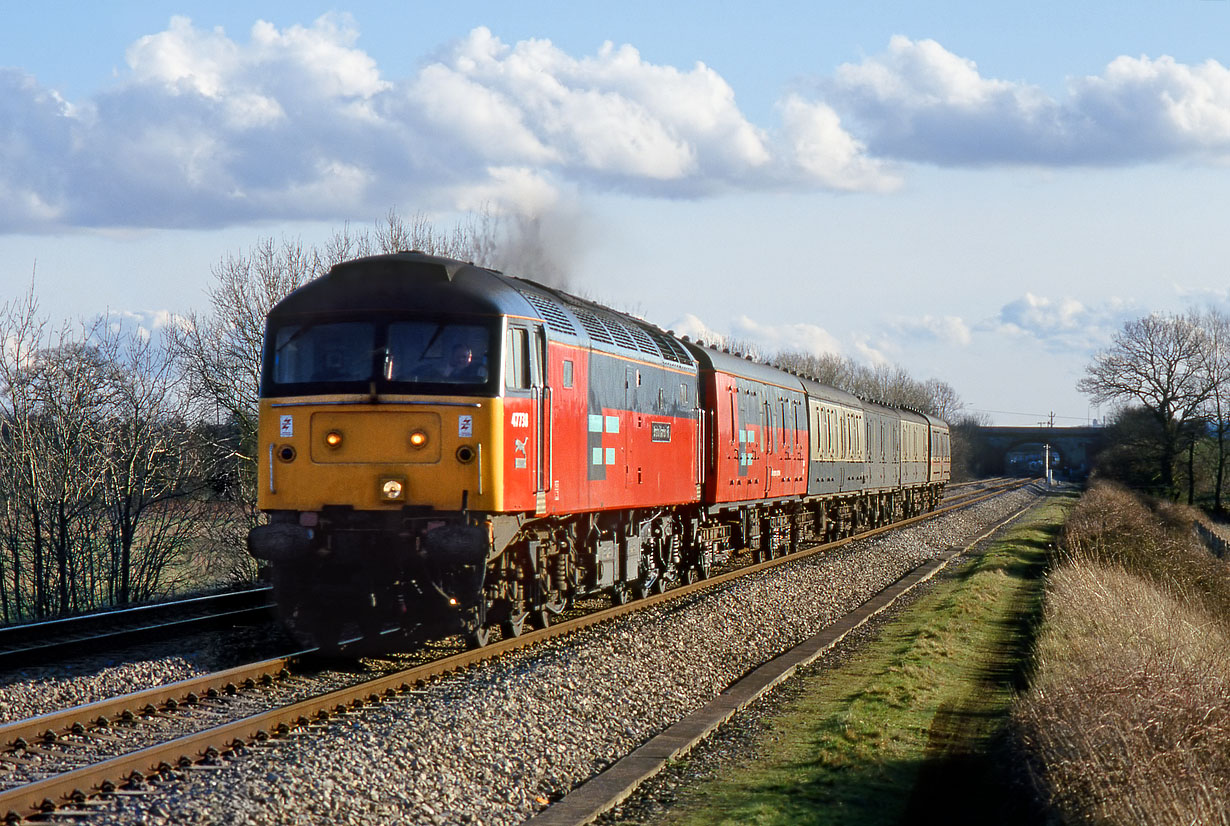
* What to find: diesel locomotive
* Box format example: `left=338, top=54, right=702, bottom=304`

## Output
left=247, top=252, right=950, bottom=650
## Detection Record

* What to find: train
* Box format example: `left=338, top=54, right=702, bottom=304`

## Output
left=247, top=251, right=950, bottom=650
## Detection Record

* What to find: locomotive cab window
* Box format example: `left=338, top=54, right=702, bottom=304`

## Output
left=385, top=321, right=490, bottom=385
left=506, top=328, right=530, bottom=390
left=264, top=316, right=498, bottom=396
left=273, top=321, right=373, bottom=384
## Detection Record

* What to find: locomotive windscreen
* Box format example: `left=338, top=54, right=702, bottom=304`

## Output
left=262, top=316, right=498, bottom=396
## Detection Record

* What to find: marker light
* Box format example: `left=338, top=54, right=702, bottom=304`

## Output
left=324, top=430, right=343, bottom=448
left=381, top=479, right=405, bottom=501
left=409, top=430, right=428, bottom=448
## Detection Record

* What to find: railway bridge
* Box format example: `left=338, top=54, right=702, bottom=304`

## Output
left=975, top=425, right=1107, bottom=480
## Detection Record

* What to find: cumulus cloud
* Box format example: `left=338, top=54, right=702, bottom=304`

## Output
left=985, top=292, right=1136, bottom=350
left=0, top=18, right=895, bottom=232
left=8, top=20, right=1230, bottom=232
left=668, top=313, right=726, bottom=345
left=98, top=309, right=187, bottom=346
left=890, top=314, right=972, bottom=346
left=851, top=335, right=891, bottom=366
left=731, top=314, right=844, bottom=357
left=819, top=35, right=1230, bottom=165
left=670, top=312, right=844, bottom=358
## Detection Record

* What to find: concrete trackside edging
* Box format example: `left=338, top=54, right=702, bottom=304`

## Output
left=524, top=501, right=1040, bottom=826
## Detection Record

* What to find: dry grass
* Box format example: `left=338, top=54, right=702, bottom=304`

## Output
left=1058, top=482, right=1230, bottom=618
left=1012, top=483, right=1230, bottom=824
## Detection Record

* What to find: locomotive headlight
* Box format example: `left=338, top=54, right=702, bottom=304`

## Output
left=409, top=430, right=428, bottom=448
left=380, top=478, right=406, bottom=501
left=324, top=430, right=343, bottom=449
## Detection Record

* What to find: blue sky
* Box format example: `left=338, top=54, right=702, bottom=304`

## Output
left=4, top=2, right=1230, bottom=425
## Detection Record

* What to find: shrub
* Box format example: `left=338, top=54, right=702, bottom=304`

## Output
left=1059, top=482, right=1230, bottom=623
left=1012, top=483, right=1230, bottom=824
left=1013, top=563, right=1230, bottom=825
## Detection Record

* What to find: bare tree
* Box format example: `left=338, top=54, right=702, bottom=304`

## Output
left=1194, top=308, right=1230, bottom=513
left=166, top=237, right=318, bottom=582
left=0, top=284, right=206, bottom=621
left=0, top=293, right=114, bottom=618
left=0, top=283, right=46, bottom=621
left=923, top=378, right=965, bottom=422
left=320, top=208, right=498, bottom=271
left=95, top=320, right=203, bottom=604
left=771, top=350, right=962, bottom=419
left=1078, top=313, right=1215, bottom=499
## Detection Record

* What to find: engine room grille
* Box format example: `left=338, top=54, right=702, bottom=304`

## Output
left=570, top=305, right=615, bottom=345
left=600, top=315, right=641, bottom=352
left=646, top=326, right=694, bottom=365
left=516, top=288, right=577, bottom=336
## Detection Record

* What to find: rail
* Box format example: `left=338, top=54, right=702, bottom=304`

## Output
left=0, top=588, right=275, bottom=670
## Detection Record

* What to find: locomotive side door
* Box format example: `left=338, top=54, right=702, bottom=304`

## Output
left=504, top=324, right=548, bottom=514
left=532, top=326, right=550, bottom=513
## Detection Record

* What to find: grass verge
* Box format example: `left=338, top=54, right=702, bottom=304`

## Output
left=646, top=493, right=1072, bottom=826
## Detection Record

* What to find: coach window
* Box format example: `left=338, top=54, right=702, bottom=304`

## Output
left=562, top=359, right=574, bottom=388
left=791, top=401, right=798, bottom=452
left=506, top=328, right=530, bottom=390
left=760, top=402, right=768, bottom=453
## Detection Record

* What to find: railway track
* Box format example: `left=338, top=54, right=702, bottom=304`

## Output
left=0, top=479, right=1030, bottom=823
left=0, top=588, right=275, bottom=671
left=0, top=479, right=1004, bottom=675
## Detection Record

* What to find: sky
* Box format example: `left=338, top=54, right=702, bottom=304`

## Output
left=4, top=1, right=1230, bottom=425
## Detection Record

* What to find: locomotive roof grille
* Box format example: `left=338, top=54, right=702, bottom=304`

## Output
left=603, top=315, right=644, bottom=353
left=647, top=327, right=694, bottom=365
left=515, top=287, right=577, bottom=336
left=624, top=321, right=662, bottom=358
left=570, top=305, right=616, bottom=345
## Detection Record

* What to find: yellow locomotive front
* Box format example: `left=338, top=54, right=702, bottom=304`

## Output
left=247, top=253, right=519, bottom=650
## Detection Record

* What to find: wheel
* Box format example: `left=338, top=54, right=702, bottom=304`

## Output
left=499, top=611, right=527, bottom=640
left=610, top=582, right=631, bottom=606
left=530, top=595, right=565, bottom=630
left=465, top=624, right=491, bottom=649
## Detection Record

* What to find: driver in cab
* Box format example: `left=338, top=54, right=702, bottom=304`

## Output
left=437, top=342, right=486, bottom=382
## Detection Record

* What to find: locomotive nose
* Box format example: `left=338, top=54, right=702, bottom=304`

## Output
left=310, top=410, right=442, bottom=463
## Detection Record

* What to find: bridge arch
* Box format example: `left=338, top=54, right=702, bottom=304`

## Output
left=974, top=426, right=1107, bottom=480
